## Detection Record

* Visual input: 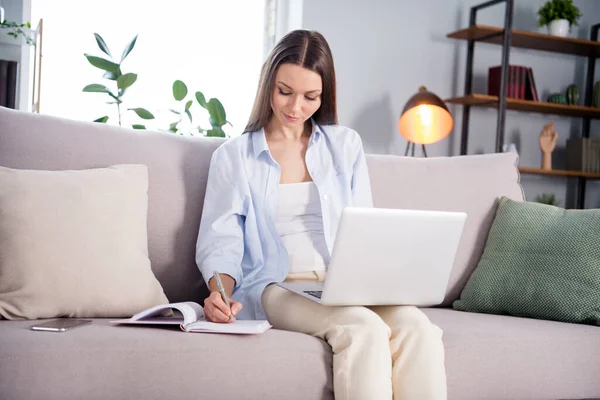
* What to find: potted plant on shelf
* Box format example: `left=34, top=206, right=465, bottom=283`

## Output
left=0, top=19, right=35, bottom=45
left=537, top=0, right=582, bottom=37
left=534, top=193, right=560, bottom=207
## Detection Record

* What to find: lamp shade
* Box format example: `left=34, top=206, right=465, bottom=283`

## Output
left=398, top=86, right=453, bottom=145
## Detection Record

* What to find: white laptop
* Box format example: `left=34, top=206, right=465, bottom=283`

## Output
left=276, top=207, right=467, bottom=306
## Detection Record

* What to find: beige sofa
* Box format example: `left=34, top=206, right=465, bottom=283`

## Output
left=1, top=106, right=599, bottom=400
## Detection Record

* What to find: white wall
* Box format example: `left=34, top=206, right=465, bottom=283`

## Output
left=302, top=0, right=600, bottom=208
left=274, top=0, right=304, bottom=44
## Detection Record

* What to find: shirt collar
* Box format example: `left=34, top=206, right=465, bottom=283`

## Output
left=251, top=127, right=269, bottom=159
left=251, top=119, right=322, bottom=159
left=309, top=119, right=322, bottom=145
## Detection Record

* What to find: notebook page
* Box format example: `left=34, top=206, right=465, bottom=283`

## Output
left=183, top=320, right=272, bottom=334
left=130, top=302, right=204, bottom=326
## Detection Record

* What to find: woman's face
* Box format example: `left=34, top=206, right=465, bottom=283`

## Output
left=270, top=63, right=322, bottom=129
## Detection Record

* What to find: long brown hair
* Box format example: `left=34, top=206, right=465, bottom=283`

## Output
left=244, top=30, right=337, bottom=133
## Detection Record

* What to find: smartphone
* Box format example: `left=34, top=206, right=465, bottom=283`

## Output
left=30, top=318, right=92, bottom=332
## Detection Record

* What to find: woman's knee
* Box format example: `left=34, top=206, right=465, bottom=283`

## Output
left=380, top=306, right=442, bottom=336
left=331, top=306, right=391, bottom=339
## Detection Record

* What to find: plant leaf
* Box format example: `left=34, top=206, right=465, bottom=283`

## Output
left=206, top=127, right=226, bottom=137
left=117, top=73, right=137, bottom=90
left=103, top=67, right=122, bottom=80
left=94, top=33, right=112, bottom=58
left=185, top=99, right=193, bottom=122
left=103, top=70, right=118, bottom=80
left=206, top=98, right=226, bottom=127
left=195, top=91, right=207, bottom=107
left=169, top=109, right=181, bottom=115
left=120, top=34, right=138, bottom=63
left=84, top=54, right=120, bottom=73
left=93, top=116, right=109, bottom=123
left=173, top=80, right=188, bottom=101
left=132, top=124, right=146, bottom=130
left=169, top=122, right=179, bottom=132
left=107, top=92, right=120, bottom=102
left=83, top=84, right=111, bottom=93
left=129, top=108, right=155, bottom=120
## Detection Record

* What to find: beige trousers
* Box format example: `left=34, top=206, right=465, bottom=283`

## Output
left=262, top=283, right=447, bottom=400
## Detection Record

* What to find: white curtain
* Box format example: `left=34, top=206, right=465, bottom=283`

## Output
left=31, top=0, right=266, bottom=136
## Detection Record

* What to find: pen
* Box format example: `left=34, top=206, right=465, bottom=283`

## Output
left=213, top=271, right=233, bottom=321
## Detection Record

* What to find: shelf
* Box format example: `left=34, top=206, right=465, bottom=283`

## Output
left=518, top=167, right=600, bottom=179
left=447, top=25, right=600, bottom=57
left=445, top=94, right=600, bottom=119
left=0, top=33, right=25, bottom=46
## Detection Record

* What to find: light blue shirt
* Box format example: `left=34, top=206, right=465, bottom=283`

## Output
left=195, top=122, right=373, bottom=320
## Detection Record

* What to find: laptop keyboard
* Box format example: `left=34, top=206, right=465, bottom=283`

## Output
left=304, top=290, right=323, bottom=299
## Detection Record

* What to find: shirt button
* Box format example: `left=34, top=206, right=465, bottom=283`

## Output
left=322, top=194, right=328, bottom=200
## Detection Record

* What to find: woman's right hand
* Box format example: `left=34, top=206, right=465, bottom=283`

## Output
left=204, top=291, right=243, bottom=323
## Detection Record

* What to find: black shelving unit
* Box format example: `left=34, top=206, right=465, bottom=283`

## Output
left=446, top=0, right=600, bottom=209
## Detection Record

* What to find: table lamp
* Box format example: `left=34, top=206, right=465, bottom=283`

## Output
left=398, top=86, right=453, bottom=157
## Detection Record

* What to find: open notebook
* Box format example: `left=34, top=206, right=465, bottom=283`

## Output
left=110, top=301, right=271, bottom=335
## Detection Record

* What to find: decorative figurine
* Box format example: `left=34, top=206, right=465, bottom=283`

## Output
left=547, top=93, right=567, bottom=104
left=539, top=122, right=558, bottom=170
left=566, top=84, right=579, bottom=105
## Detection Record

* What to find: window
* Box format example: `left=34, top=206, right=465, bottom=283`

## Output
left=31, top=0, right=266, bottom=137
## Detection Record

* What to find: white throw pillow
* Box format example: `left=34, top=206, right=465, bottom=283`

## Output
left=0, top=164, right=169, bottom=320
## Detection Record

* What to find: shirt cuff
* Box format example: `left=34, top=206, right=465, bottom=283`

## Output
left=200, top=261, right=242, bottom=291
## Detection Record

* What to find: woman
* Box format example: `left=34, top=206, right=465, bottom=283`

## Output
left=196, top=29, right=446, bottom=400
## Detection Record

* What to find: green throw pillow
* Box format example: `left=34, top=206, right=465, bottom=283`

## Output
left=453, top=196, right=600, bottom=325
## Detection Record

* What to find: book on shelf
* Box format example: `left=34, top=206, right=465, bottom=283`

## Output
left=110, top=301, right=272, bottom=335
left=0, top=60, right=7, bottom=108
left=525, top=67, right=539, bottom=102
left=0, top=59, right=18, bottom=109
left=566, top=138, right=600, bottom=173
left=488, top=65, right=538, bottom=102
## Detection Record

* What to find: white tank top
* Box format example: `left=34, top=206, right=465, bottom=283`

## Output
left=275, top=181, right=329, bottom=279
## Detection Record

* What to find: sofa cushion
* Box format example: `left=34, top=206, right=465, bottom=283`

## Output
left=1, top=311, right=598, bottom=400
left=0, top=320, right=333, bottom=400
left=0, top=164, right=169, bottom=319
left=423, top=308, right=600, bottom=400
left=452, top=197, right=600, bottom=325
left=366, top=152, right=524, bottom=306
left=0, top=107, right=224, bottom=305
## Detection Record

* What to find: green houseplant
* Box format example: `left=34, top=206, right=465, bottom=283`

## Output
left=83, top=33, right=229, bottom=137
left=82, top=33, right=154, bottom=128
left=0, top=19, right=35, bottom=45
left=537, top=0, right=582, bottom=37
left=168, top=79, right=230, bottom=137
left=534, top=193, right=560, bottom=207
